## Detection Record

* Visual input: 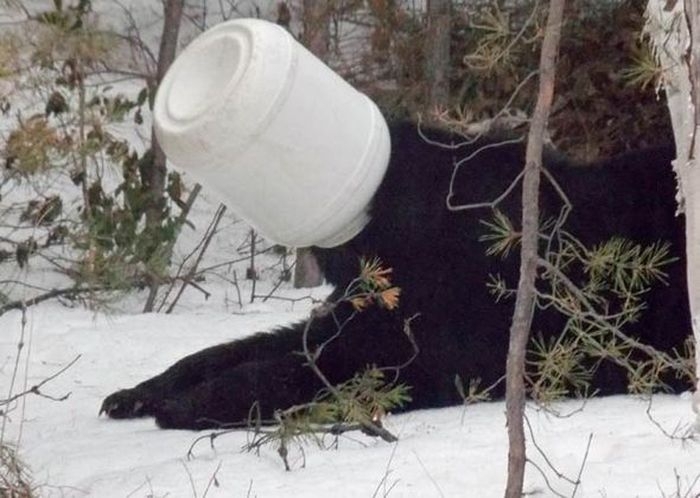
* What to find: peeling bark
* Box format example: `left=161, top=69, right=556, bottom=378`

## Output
left=645, top=0, right=700, bottom=423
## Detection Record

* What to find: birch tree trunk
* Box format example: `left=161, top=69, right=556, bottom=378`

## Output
left=645, top=0, right=700, bottom=424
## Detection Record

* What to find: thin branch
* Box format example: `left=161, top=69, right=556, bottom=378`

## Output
left=377, top=313, right=421, bottom=385
left=417, top=71, right=536, bottom=149
left=505, top=1, right=565, bottom=496
left=248, top=230, right=257, bottom=303
left=539, top=165, right=572, bottom=254
left=194, top=246, right=278, bottom=275
left=155, top=183, right=204, bottom=309
left=494, top=0, right=542, bottom=67
left=447, top=165, right=525, bottom=212
left=524, top=414, right=580, bottom=486
left=0, top=286, right=105, bottom=316
left=179, top=460, right=198, bottom=498
left=412, top=450, right=445, bottom=498
left=201, top=461, right=222, bottom=498
left=1, top=308, right=26, bottom=445
left=571, top=433, right=593, bottom=498
left=111, top=0, right=158, bottom=71
left=645, top=395, right=697, bottom=443
left=165, top=204, right=226, bottom=313
left=300, top=305, right=401, bottom=442
left=371, top=441, right=400, bottom=498
left=525, top=458, right=568, bottom=498
left=260, top=259, right=297, bottom=303
left=1, top=355, right=81, bottom=408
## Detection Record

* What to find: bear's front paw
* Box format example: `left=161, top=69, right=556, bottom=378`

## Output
left=100, top=389, right=153, bottom=419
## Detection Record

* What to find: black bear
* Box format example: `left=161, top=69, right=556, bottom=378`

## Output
left=101, top=121, right=691, bottom=430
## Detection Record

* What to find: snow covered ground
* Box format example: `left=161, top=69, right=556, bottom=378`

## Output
left=1, top=287, right=700, bottom=498
left=1, top=2, right=700, bottom=497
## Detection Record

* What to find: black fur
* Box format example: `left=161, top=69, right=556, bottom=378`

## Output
left=101, top=122, right=691, bottom=430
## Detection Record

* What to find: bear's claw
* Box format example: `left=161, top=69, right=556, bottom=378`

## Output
left=100, top=389, right=150, bottom=419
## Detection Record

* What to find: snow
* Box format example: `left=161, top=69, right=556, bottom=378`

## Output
left=1, top=294, right=700, bottom=497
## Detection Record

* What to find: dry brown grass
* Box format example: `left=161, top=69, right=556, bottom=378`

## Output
left=0, top=443, right=36, bottom=498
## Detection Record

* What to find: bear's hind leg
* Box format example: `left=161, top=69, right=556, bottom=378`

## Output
left=151, top=354, right=321, bottom=430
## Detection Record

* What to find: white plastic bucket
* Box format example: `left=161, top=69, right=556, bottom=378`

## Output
left=153, top=18, right=390, bottom=248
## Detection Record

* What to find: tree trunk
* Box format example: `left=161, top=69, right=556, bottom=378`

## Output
left=293, top=0, right=331, bottom=289
left=504, top=1, right=565, bottom=496
left=425, top=0, right=451, bottom=114
left=645, top=0, right=700, bottom=424
left=143, top=0, right=185, bottom=312
left=301, top=0, right=330, bottom=57
left=294, top=247, right=323, bottom=288
left=146, top=0, right=184, bottom=227
left=682, top=0, right=700, bottom=427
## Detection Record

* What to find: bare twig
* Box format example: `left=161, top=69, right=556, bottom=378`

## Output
left=1, top=355, right=80, bottom=409
left=371, top=441, right=400, bottom=498
left=505, top=1, right=565, bottom=496
left=418, top=69, right=536, bottom=149
left=1, top=308, right=26, bottom=446
left=413, top=450, right=445, bottom=498
left=230, top=271, right=243, bottom=309
left=260, top=260, right=298, bottom=303
left=447, top=163, right=525, bottom=212
left=571, top=433, right=593, bottom=498
left=657, top=468, right=700, bottom=498
left=245, top=479, right=254, bottom=498
left=187, top=425, right=250, bottom=460
left=529, top=398, right=589, bottom=419
left=0, top=286, right=105, bottom=316
left=377, top=314, right=421, bottom=385
left=201, top=461, right=222, bottom=498
left=645, top=396, right=697, bottom=444
left=524, top=415, right=580, bottom=487
left=194, top=246, right=278, bottom=275
left=180, top=460, right=198, bottom=498
left=495, top=0, right=542, bottom=66
left=165, top=204, right=226, bottom=314
left=525, top=458, right=568, bottom=498
left=248, top=229, right=257, bottom=303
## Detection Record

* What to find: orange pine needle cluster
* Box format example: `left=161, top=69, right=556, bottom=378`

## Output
left=351, top=258, right=401, bottom=311
left=379, top=287, right=401, bottom=310
left=360, top=258, right=394, bottom=289
left=351, top=296, right=370, bottom=311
